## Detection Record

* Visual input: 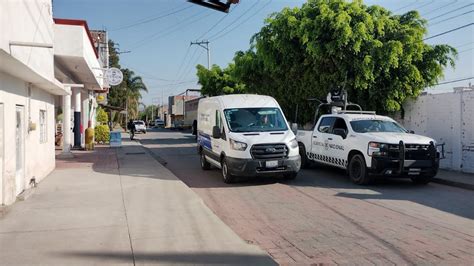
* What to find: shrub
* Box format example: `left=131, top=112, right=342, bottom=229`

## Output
left=95, top=125, right=110, bottom=144
left=96, top=107, right=108, bottom=124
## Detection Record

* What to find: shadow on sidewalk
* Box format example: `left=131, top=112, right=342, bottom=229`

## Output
left=55, top=251, right=276, bottom=265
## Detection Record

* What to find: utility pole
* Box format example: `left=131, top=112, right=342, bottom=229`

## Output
left=190, top=40, right=211, bottom=70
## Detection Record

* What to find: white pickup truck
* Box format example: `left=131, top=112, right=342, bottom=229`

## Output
left=296, top=111, right=440, bottom=185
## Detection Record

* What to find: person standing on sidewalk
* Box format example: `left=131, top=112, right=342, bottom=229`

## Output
left=127, top=119, right=136, bottom=140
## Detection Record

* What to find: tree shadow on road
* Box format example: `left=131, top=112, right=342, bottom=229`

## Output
left=290, top=165, right=474, bottom=220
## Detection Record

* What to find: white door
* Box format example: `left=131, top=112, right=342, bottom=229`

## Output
left=328, top=117, right=350, bottom=168
left=311, top=116, right=336, bottom=164
left=15, top=105, right=25, bottom=196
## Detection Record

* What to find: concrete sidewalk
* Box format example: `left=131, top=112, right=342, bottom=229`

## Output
left=0, top=138, right=274, bottom=265
left=433, top=169, right=474, bottom=190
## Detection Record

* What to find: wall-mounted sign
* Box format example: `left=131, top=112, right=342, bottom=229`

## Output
left=106, top=67, right=123, bottom=86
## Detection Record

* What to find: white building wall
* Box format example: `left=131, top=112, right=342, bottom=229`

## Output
left=0, top=0, right=54, bottom=81
left=401, top=89, right=474, bottom=173
left=0, top=72, right=55, bottom=205
left=0, top=0, right=59, bottom=205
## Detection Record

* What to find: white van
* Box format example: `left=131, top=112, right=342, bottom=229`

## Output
left=197, top=94, right=301, bottom=183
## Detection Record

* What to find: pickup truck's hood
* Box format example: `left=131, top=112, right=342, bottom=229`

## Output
left=362, top=132, right=435, bottom=145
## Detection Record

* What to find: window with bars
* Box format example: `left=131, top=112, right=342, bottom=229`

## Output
left=40, top=110, right=47, bottom=143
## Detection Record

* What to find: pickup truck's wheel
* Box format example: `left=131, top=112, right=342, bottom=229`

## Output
left=299, top=143, right=310, bottom=169
left=348, top=154, right=373, bottom=185
left=221, top=157, right=235, bottom=184
left=200, top=152, right=211, bottom=170
left=411, top=174, right=434, bottom=185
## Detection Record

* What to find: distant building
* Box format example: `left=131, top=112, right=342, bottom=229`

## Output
left=184, top=97, right=205, bottom=126
left=167, top=95, right=198, bottom=128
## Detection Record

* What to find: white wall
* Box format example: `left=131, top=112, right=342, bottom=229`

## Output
left=400, top=89, right=474, bottom=173
left=0, top=0, right=54, bottom=82
left=0, top=72, right=55, bottom=205
left=54, top=24, right=103, bottom=89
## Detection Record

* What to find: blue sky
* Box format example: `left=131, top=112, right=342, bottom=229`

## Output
left=53, top=0, right=474, bottom=105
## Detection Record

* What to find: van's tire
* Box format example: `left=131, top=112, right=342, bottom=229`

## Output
left=348, top=154, right=373, bottom=185
left=221, top=157, right=235, bottom=184
left=200, top=152, right=211, bottom=170
left=411, top=175, right=433, bottom=185
left=299, top=144, right=310, bottom=169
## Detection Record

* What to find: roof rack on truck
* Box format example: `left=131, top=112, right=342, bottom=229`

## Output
left=336, top=110, right=376, bottom=115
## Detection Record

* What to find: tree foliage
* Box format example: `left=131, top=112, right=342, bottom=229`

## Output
left=139, top=105, right=159, bottom=121
left=202, top=0, right=456, bottom=123
left=196, top=64, right=246, bottom=96
left=107, top=40, right=148, bottom=121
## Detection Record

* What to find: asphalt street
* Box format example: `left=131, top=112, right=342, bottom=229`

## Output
left=138, top=128, right=474, bottom=265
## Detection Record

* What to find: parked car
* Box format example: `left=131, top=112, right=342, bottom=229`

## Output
left=197, top=94, right=301, bottom=183
left=155, top=119, right=165, bottom=128
left=134, top=120, right=147, bottom=133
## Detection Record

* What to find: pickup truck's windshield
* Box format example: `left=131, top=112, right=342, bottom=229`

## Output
left=224, top=108, right=288, bottom=132
left=350, top=120, right=407, bottom=133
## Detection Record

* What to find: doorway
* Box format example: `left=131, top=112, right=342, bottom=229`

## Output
left=15, top=105, right=25, bottom=196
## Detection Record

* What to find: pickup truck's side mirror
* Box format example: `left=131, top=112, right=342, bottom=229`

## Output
left=408, top=130, right=415, bottom=134
left=212, top=126, right=222, bottom=139
left=291, top=123, right=298, bottom=133
left=333, top=128, right=347, bottom=139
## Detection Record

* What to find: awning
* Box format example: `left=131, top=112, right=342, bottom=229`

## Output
left=0, top=49, right=66, bottom=95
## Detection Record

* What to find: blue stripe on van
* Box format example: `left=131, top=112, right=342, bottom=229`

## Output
left=198, top=131, right=212, bottom=151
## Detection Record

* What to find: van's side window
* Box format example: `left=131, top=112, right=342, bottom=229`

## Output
left=215, top=110, right=226, bottom=139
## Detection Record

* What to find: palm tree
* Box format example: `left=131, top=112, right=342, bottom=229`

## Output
left=123, top=69, right=148, bottom=120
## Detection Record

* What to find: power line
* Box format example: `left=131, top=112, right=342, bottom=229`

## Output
left=412, top=0, right=435, bottom=11
left=393, top=0, right=419, bottom=13
left=427, top=3, right=473, bottom=21
left=206, top=0, right=262, bottom=40
left=177, top=47, right=200, bottom=81
left=195, top=4, right=238, bottom=40
left=174, top=46, right=192, bottom=81
left=434, top=77, right=474, bottom=85
left=423, top=0, right=458, bottom=17
left=122, top=64, right=174, bottom=82
left=424, top=23, right=474, bottom=40
left=110, top=5, right=193, bottom=31
left=458, top=47, right=474, bottom=54
left=129, top=9, right=206, bottom=47
left=128, top=10, right=210, bottom=49
left=212, top=0, right=273, bottom=41
left=455, top=41, right=474, bottom=48
left=429, top=10, right=474, bottom=27
left=182, top=50, right=205, bottom=80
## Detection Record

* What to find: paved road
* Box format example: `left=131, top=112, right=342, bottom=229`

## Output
left=138, top=129, right=474, bottom=265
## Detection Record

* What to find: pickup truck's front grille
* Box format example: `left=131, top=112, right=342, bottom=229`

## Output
left=386, top=144, right=433, bottom=160
left=251, top=143, right=288, bottom=160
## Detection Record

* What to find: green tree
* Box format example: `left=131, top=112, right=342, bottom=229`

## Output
left=106, top=40, right=148, bottom=122
left=229, top=0, right=456, bottom=123
left=196, top=64, right=246, bottom=96
left=139, top=105, right=159, bottom=121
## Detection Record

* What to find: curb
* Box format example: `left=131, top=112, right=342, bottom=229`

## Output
left=432, top=178, right=474, bottom=191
